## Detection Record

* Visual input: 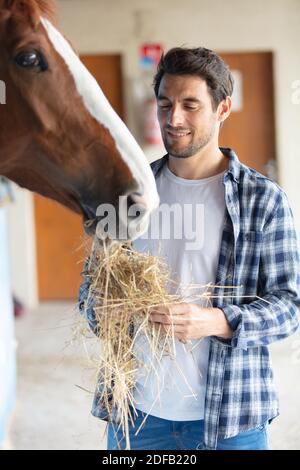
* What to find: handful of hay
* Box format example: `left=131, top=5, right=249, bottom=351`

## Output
left=78, top=239, right=213, bottom=449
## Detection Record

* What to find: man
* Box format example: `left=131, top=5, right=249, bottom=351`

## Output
left=79, top=47, right=300, bottom=450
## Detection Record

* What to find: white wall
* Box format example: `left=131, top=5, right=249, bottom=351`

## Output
left=0, top=208, right=16, bottom=444
left=7, top=185, right=38, bottom=308
left=8, top=0, right=300, bottom=306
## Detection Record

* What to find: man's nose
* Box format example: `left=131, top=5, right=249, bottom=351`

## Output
left=167, top=105, right=184, bottom=127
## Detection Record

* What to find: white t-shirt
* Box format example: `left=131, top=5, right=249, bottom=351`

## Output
left=132, top=162, right=225, bottom=421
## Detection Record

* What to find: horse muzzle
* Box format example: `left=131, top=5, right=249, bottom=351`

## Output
left=81, top=192, right=153, bottom=241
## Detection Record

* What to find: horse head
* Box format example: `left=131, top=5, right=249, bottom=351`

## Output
left=0, top=0, right=159, bottom=239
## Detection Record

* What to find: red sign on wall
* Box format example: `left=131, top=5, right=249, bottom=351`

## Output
left=140, top=44, right=163, bottom=69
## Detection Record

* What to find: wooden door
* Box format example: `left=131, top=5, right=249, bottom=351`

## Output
left=34, top=55, right=124, bottom=300
left=218, top=52, right=276, bottom=176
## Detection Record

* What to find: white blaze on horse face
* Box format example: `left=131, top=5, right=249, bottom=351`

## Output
left=41, top=19, right=159, bottom=220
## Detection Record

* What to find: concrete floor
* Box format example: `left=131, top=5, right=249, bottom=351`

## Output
left=6, top=302, right=300, bottom=450
left=8, top=302, right=106, bottom=450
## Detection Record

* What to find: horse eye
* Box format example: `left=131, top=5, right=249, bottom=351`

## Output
left=15, top=51, right=48, bottom=72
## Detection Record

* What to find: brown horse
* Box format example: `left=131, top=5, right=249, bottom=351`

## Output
left=0, top=0, right=159, bottom=237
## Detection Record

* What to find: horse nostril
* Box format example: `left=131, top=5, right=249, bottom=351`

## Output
left=126, top=195, right=135, bottom=208
left=125, top=194, right=141, bottom=217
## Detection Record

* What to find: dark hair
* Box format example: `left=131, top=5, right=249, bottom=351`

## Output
left=153, top=47, right=234, bottom=111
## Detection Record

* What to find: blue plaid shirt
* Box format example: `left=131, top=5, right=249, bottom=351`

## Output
left=79, top=148, right=300, bottom=449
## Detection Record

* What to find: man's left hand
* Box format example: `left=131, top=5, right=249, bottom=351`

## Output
left=149, top=303, right=233, bottom=342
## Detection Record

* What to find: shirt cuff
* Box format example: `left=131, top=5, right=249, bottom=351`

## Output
left=220, top=304, right=248, bottom=350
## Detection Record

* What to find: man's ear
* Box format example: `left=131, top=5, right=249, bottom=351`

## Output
left=217, top=96, right=232, bottom=125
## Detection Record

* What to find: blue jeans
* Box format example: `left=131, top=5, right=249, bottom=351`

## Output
left=107, top=408, right=269, bottom=450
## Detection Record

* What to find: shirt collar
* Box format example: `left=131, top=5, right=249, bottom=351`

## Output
left=151, top=147, right=241, bottom=183
left=220, top=147, right=241, bottom=183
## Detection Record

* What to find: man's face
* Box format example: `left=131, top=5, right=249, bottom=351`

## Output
left=157, top=74, right=219, bottom=158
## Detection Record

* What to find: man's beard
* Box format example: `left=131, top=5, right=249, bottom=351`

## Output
left=162, top=123, right=216, bottom=159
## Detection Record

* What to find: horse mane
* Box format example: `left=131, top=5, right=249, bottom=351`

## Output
left=0, top=0, right=56, bottom=23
